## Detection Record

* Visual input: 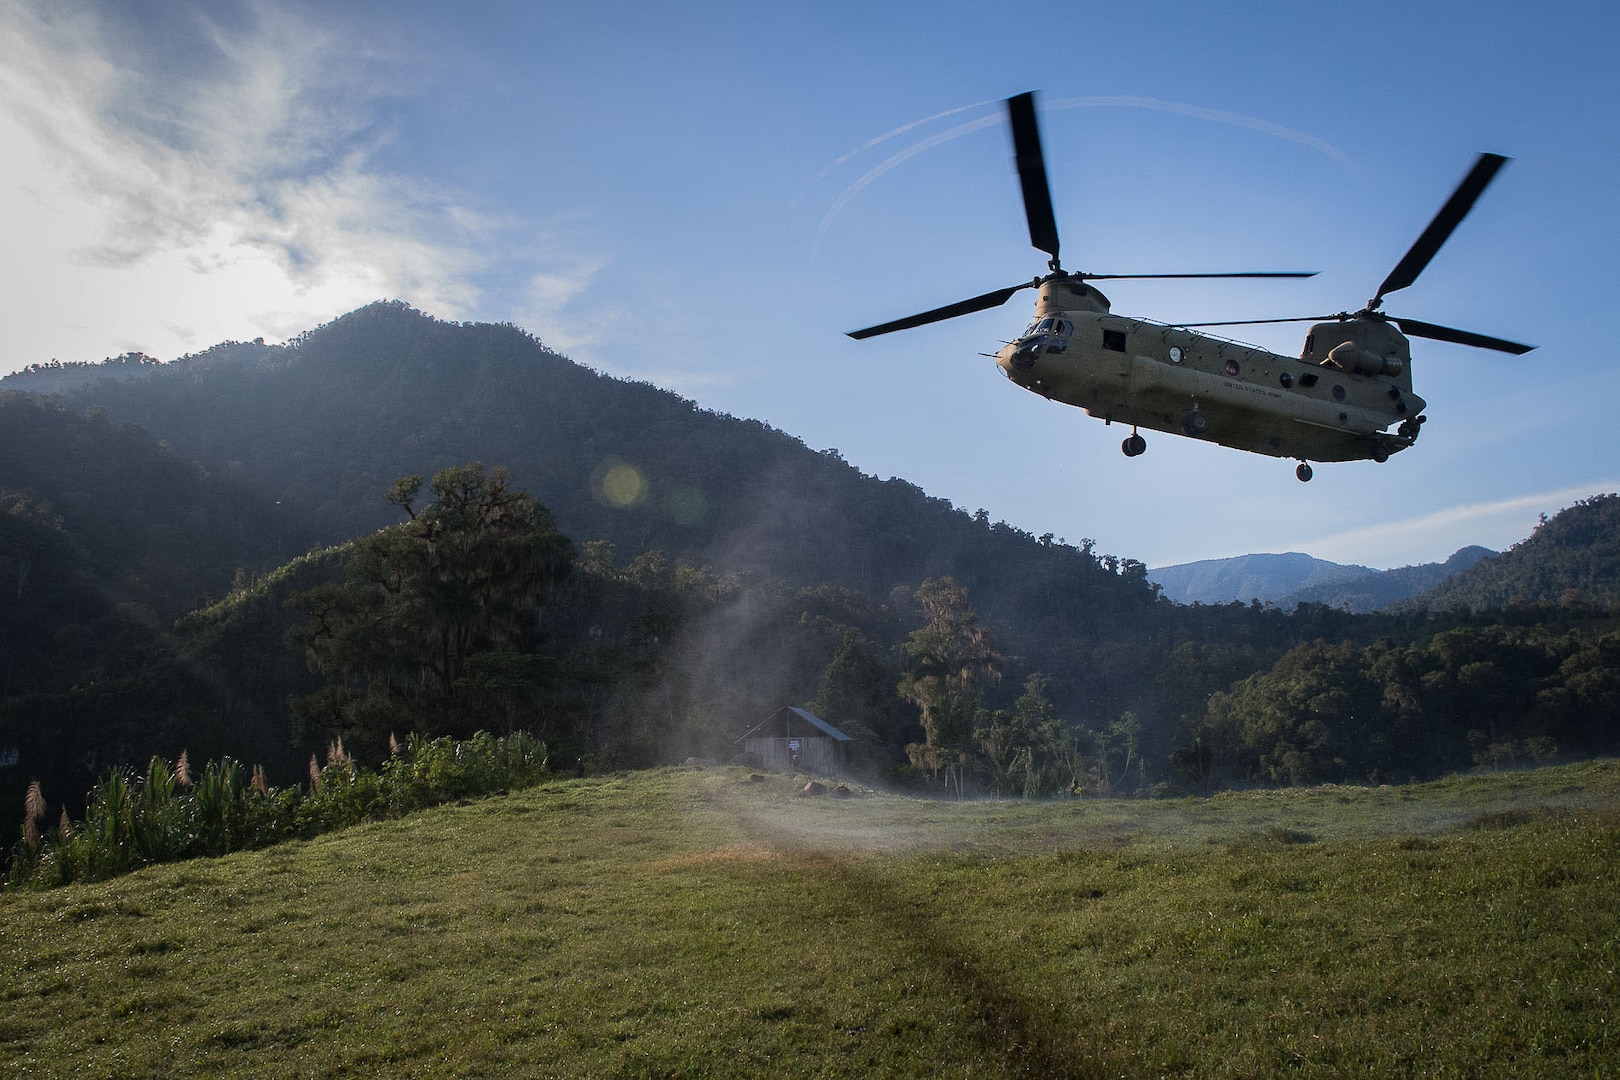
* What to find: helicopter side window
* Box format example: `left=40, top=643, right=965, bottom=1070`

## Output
left=1102, top=329, right=1126, bottom=352
left=1046, top=319, right=1073, bottom=353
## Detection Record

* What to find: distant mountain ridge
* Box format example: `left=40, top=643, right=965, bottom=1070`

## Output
left=1148, top=552, right=1375, bottom=606
left=1150, top=547, right=1496, bottom=612
left=1284, top=546, right=1495, bottom=612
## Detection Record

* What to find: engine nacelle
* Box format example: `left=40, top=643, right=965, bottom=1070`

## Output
left=1324, top=339, right=1406, bottom=377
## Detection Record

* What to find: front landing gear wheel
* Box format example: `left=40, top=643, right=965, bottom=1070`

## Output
left=1121, top=433, right=1147, bottom=457
left=1296, top=462, right=1314, bottom=483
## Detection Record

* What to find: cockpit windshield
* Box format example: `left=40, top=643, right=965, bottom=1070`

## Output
left=1022, top=316, right=1071, bottom=339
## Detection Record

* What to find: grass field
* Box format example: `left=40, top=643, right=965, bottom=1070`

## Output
left=3, top=761, right=1617, bottom=1077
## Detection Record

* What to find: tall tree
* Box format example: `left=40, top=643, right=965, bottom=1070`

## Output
left=289, top=464, right=573, bottom=752
left=898, top=578, right=1000, bottom=797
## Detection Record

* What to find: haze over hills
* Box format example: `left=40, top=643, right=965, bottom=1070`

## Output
left=1283, top=546, right=1495, bottom=612
left=1148, top=552, right=1376, bottom=606
left=1150, top=547, right=1498, bottom=612
left=0, top=302, right=1153, bottom=619
left=4, top=301, right=1618, bottom=838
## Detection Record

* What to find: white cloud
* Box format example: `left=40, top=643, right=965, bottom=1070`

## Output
left=0, top=0, right=520, bottom=369
left=1295, top=482, right=1620, bottom=568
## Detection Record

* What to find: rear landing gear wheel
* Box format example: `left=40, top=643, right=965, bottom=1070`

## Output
left=1181, top=410, right=1209, bottom=437
left=1121, top=433, right=1146, bottom=457
left=1296, top=462, right=1314, bottom=483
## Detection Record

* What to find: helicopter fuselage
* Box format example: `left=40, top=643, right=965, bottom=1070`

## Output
left=993, top=278, right=1426, bottom=464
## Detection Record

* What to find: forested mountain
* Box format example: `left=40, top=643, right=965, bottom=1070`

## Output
left=2, top=302, right=1156, bottom=627
left=1, top=352, right=164, bottom=396
left=3, top=302, right=1618, bottom=841
left=0, top=393, right=320, bottom=615
left=1409, top=495, right=1620, bottom=611
left=0, top=393, right=327, bottom=828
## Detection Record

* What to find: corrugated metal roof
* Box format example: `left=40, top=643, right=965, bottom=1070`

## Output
left=784, top=706, right=852, bottom=742
left=738, top=705, right=853, bottom=743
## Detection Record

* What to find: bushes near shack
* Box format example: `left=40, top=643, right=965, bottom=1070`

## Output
left=5, top=730, right=549, bottom=890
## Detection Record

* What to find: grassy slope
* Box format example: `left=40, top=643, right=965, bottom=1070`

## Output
left=2, top=763, right=1617, bottom=1078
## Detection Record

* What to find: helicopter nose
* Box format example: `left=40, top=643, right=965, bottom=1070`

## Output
left=1010, top=339, right=1043, bottom=370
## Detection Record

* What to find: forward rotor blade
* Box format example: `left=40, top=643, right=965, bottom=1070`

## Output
left=1375, top=153, right=1508, bottom=303
left=1008, top=92, right=1060, bottom=265
left=1391, top=317, right=1534, bottom=355
left=1084, top=271, right=1318, bottom=280
left=846, top=282, right=1034, bottom=340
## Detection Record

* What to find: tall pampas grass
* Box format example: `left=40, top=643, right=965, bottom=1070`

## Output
left=22, top=781, right=45, bottom=854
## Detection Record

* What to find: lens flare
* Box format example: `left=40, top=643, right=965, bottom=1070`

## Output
left=601, top=463, right=647, bottom=508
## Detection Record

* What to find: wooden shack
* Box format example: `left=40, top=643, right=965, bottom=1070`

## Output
left=738, top=706, right=852, bottom=775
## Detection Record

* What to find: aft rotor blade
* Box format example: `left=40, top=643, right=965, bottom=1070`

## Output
left=1008, top=92, right=1061, bottom=265
left=1392, top=316, right=1534, bottom=355
left=1375, top=153, right=1508, bottom=303
left=1171, top=315, right=1335, bottom=328
left=847, top=281, right=1033, bottom=340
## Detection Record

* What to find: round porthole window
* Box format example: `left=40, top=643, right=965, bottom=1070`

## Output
left=1169, top=346, right=1183, bottom=364
left=1279, top=372, right=1294, bottom=388
left=1224, top=359, right=1241, bottom=377
left=1332, top=385, right=1347, bottom=401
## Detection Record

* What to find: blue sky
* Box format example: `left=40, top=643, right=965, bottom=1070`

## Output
left=3, top=0, right=1618, bottom=570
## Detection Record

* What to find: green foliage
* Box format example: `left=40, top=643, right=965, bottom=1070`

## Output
left=1203, top=625, right=1620, bottom=786
left=6, top=731, right=550, bottom=890
left=898, top=578, right=1000, bottom=795
left=288, top=464, right=573, bottom=754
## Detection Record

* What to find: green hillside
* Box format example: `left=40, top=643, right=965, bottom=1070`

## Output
left=1412, top=494, right=1620, bottom=611
left=4, top=303, right=1620, bottom=844
left=3, top=763, right=1616, bottom=1077
left=5, top=302, right=1158, bottom=624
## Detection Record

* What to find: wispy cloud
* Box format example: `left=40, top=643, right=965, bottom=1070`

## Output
left=1297, top=482, right=1620, bottom=567
left=0, top=0, right=545, bottom=367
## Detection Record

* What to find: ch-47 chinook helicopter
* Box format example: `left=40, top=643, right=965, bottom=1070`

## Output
left=847, top=92, right=1534, bottom=481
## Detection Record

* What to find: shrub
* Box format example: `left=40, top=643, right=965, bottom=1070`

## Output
left=5, top=731, right=551, bottom=890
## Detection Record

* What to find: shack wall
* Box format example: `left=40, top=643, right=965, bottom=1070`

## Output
left=742, top=736, right=846, bottom=775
